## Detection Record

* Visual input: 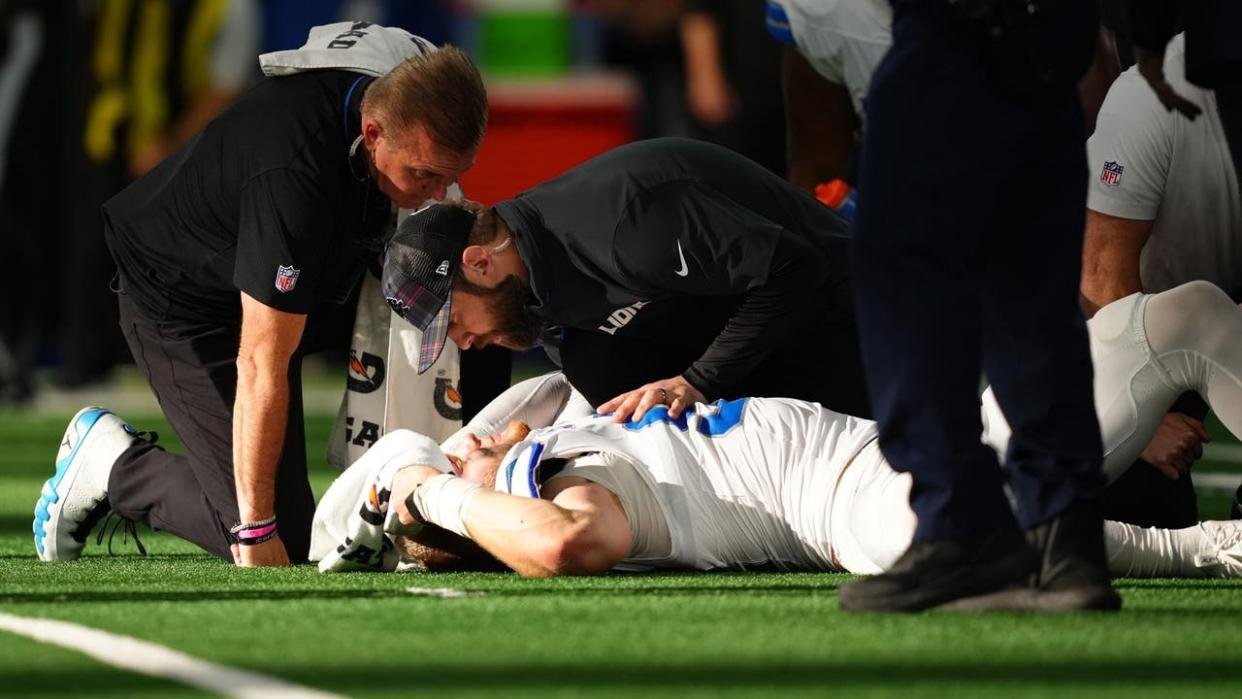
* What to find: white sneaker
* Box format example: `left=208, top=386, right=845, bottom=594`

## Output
left=1194, top=520, right=1242, bottom=578
left=33, top=407, right=138, bottom=561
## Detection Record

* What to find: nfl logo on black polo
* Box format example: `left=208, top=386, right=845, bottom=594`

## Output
left=275, top=265, right=300, bottom=293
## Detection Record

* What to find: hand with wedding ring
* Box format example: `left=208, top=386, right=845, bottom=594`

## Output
left=597, top=375, right=707, bottom=424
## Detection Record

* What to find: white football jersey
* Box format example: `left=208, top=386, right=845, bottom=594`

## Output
left=766, top=0, right=892, bottom=119
left=494, top=398, right=881, bottom=572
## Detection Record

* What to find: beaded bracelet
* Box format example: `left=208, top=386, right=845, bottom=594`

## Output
left=230, top=516, right=279, bottom=546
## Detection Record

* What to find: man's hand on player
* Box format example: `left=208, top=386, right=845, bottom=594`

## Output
left=598, top=375, right=707, bottom=423
left=236, top=535, right=291, bottom=567
left=1141, top=412, right=1210, bottom=480
left=1135, top=46, right=1202, bottom=120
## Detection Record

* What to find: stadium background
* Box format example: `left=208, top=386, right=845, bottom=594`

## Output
left=2, top=1, right=1241, bottom=696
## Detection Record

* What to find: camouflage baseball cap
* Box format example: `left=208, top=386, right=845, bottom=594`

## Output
left=381, top=204, right=476, bottom=373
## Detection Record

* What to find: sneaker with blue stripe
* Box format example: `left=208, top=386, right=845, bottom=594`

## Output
left=33, top=407, right=138, bottom=562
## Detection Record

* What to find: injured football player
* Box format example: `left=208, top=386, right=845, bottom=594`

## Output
left=311, top=281, right=1242, bottom=580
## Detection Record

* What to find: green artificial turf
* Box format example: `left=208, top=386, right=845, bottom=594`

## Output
left=3, top=409, right=1242, bottom=697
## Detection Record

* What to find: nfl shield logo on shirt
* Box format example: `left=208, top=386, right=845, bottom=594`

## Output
left=274, top=265, right=300, bottom=293
left=1100, top=160, right=1124, bottom=187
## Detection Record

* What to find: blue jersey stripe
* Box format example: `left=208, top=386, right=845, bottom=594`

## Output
left=765, top=1, right=796, bottom=46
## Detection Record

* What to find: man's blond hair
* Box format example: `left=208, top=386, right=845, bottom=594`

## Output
left=362, top=46, right=487, bottom=154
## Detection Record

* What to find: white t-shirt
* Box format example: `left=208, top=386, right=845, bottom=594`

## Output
left=1086, top=34, right=1242, bottom=298
left=765, top=0, right=892, bottom=119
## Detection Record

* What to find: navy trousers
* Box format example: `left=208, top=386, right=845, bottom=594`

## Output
left=851, top=0, right=1105, bottom=540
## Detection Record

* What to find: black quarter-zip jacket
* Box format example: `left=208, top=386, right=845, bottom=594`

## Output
left=494, top=138, right=855, bottom=400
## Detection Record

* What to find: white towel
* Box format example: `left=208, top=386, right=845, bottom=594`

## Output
left=312, top=430, right=452, bottom=572
left=313, top=373, right=588, bottom=573
left=326, top=272, right=463, bottom=472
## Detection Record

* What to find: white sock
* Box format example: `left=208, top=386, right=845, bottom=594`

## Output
left=1105, top=519, right=1242, bottom=578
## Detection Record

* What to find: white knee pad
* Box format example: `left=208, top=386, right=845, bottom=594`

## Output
left=1144, top=280, right=1238, bottom=368
left=1143, top=281, right=1242, bottom=439
left=1088, top=293, right=1182, bottom=482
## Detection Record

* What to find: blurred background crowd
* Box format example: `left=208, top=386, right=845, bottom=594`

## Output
left=0, top=0, right=1166, bottom=409
left=0, top=0, right=789, bottom=408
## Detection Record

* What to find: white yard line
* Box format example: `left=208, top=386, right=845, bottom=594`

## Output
left=1204, top=444, right=1242, bottom=463
left=0, top=613, right=343, bottom=699
left=1195, top=473, right=1242, bottom=491
left=1199, top=444, right=1242, bottom=491
left=405, top=587, right=480, bottom=599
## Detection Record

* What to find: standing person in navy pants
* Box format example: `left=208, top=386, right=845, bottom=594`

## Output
left=840, top=0, right=1121, bottom=612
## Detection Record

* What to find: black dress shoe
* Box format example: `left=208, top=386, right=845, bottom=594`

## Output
left=1027, top=501, right=1121, bottom=610
left=839, top=528, right=1038, bottom=613
left=943, top=501, right=1122, bottom=612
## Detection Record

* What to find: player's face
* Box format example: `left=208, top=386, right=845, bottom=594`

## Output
left=446, top=443, right=510, bottom=488
left=446, top=423, right=530, bottom=486
left=368, top=123, right=475, bottom=209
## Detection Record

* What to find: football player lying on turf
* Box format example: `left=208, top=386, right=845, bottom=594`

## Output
left=311, top=281, right=1242, bottom=579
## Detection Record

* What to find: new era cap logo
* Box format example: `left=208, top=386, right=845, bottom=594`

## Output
left=384, top=296, right=409, bottom=315
left=435, top=260, right=450, bottom=276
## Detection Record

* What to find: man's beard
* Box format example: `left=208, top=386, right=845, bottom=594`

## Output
left=466, top=274, right=544, bottom=350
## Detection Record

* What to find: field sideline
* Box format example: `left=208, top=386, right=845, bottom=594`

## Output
left=4, top=407, right=1242, bottom=697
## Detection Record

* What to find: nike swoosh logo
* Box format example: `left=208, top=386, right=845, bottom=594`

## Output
left=674, top=240, right=689, bottom=277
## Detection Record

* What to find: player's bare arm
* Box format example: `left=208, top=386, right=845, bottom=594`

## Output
left=233, top=292, right=307, bottom=567
left=393, top=464, right=631, bottom=578
left=781, top=46, right=857, bottom=193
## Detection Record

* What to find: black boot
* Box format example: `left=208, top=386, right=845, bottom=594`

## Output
left=1026, top=501, right=1122, bottom=610
left=944, top=501, right=1122, bottom=612
left=839, top=528, right=1038, bottom=612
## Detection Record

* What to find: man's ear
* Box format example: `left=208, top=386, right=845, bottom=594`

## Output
left=461, top=245, right=491, bottom=279
left=361, top=115, right=382, bottom=150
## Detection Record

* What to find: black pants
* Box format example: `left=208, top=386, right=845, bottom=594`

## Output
left=851, top=1, right=1104, bottom=540
left=109, top=289, right=355, bottom=562
left=1101, top=393, right=1204, bottom=528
